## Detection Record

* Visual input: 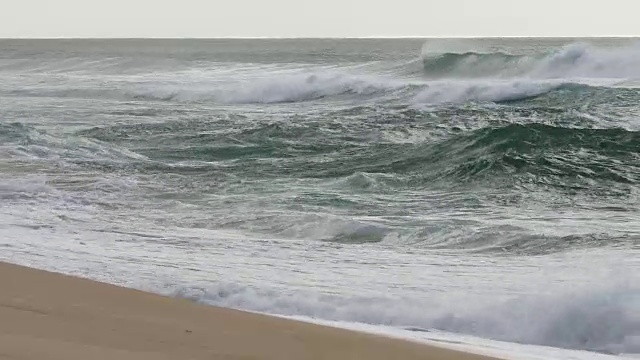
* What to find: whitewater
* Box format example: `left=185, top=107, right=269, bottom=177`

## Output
left=0, top=38, right=639, bottom=359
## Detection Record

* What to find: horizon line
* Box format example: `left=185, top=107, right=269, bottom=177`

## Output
left=1, top=35, right=640, bottom=40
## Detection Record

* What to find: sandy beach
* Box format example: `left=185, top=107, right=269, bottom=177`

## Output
left=0, top=261, right=501, bottom=360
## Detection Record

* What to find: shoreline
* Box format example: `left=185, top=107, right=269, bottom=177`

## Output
left=0, top=261, right=502, bottom=360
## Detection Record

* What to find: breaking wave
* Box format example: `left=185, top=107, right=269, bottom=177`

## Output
left=128, top=77, right=569, bottom=105
left=170, top=280, right=640, bottom=355
left=421, top=41, right=640, bottom=80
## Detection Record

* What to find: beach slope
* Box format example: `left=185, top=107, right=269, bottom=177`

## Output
left=0, top=262, right=500, bottom=360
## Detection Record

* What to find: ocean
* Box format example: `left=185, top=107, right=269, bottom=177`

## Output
left=0, top=38, right=638, bottom=359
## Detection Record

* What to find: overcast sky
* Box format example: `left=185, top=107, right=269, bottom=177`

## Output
left=1, top=0, right=639, bottom=38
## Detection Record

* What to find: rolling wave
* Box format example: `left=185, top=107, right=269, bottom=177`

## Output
left=14, top=109, right=639, bottom=192
left=74, top=116, right=640, bottom=190
left=437, top=123, right=640, bottom=185
left=280, top=123, right=639, bottom=190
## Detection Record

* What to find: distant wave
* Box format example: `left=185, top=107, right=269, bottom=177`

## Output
left=7, top=73, right=619, bottom=107
left=126, top=71, right=412, bottom=104
left=7, top=42, right=640, bottom=106
left=421, top=42, right=640, bottom=80
left=122, top=77, right=636, bottom=105
left=3, top=70, right=416, bottom=105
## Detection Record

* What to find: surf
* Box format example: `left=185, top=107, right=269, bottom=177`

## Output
left=420, top=41, right=640, bottom=81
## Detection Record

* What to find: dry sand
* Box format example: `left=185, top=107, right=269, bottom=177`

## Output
left=0, top=261, right=501, bottom=360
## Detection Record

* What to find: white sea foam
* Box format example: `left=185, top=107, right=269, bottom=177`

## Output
left=167, top=280, right=640, bottom=356
left=0, top=176, right=52, bottom=201
left=531, top=42, right=640, bottom=79
left=412, top=79, right=564, bottom=104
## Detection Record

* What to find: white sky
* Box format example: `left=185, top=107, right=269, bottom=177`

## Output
left=1, top=0, right=639, bottom=38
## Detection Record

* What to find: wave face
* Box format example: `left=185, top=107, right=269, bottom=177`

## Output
left=421, top=41, right=640, bottom=80
left=1, top=38, right=639, bottom=357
